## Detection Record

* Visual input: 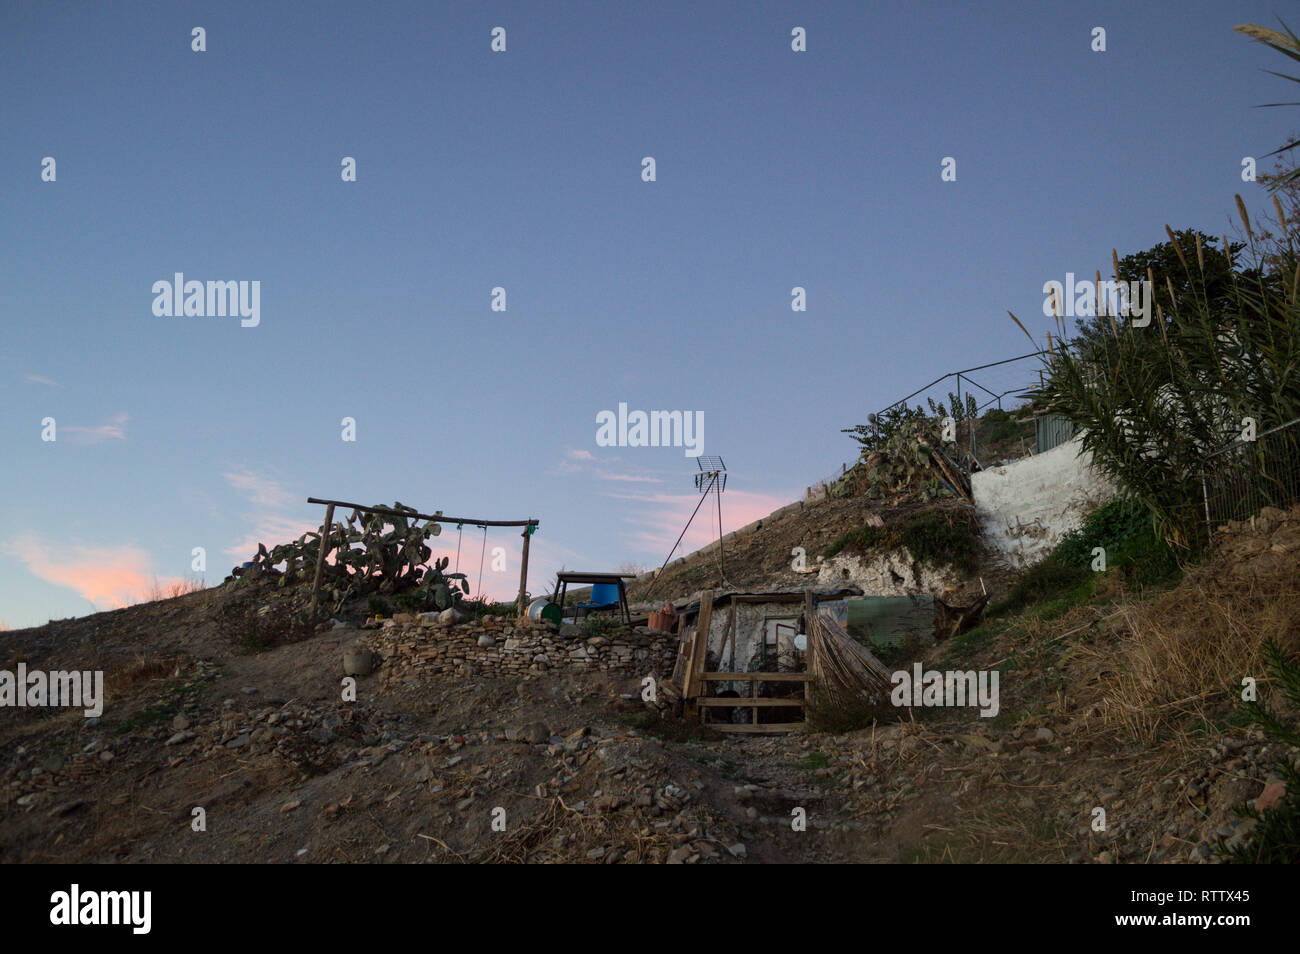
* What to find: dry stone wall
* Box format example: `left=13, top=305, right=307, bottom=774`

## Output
left=362, top=615, right=678, bottom=686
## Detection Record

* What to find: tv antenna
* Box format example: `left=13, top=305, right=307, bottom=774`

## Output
left=648, top=456, right=733, bottom=594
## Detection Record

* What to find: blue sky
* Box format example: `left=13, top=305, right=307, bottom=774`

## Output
left=0, top=0, right=1291, bottom=627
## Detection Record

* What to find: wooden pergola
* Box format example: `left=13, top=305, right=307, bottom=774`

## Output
left=304, top=497, right=539, bottom=622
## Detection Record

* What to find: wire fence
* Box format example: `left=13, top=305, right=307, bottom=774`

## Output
left=1202, top=417, right=1300, bottom=527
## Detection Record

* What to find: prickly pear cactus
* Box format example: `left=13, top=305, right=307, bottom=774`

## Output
left=235, top=502, right=468, bottom=606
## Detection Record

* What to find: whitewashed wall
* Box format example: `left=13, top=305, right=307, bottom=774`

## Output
left=971, top=434, right=1115, bottom=568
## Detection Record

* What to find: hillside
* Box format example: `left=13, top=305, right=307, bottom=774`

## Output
left=2, top=504, right=1296, bottom=863
left=625, top=490, right=1011, bottom=610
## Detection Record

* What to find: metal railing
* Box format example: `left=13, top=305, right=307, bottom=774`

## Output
left=1201, top=417, right=1300, bottom=527
left=866, top=351, right=1048, bottom=471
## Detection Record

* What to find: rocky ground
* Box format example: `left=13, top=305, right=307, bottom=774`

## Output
left=1, top=509, right=1295, bottom=864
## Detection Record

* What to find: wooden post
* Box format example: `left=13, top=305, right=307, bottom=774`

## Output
left=307, top=503, right=335, bottom=626
left=517, top=524, right=531, bottom=617
left=803, top=589, right=816, bottom=709
left=685, top=590, right=714, bottom=706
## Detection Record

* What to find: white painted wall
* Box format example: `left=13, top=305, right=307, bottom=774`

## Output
left=971, top=434, right=1115, bottom=568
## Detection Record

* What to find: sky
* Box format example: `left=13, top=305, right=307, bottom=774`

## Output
left=0, top=0, right=1293, bottom=628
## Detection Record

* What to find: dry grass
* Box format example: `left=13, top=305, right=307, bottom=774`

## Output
left=144, top=576, right=207, bottom=603
left=1091, top=556, right=1300, bottom=742
left=113, top=652, right=188, bottom=688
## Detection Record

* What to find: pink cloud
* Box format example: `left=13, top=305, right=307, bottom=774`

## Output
left=567, top=449, right=597, bottom=461
left=63, top=411, right=128, bottom=443
left=612, top=488, right=795, bottom=557
left=223, top=515, right=324, bottom=560
left=3, top=533, right=179, bottom=609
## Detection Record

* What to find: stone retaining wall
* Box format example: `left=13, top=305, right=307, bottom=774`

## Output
left=362, top=616, right=678, bottom=685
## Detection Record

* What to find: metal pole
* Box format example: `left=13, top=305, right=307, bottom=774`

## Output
left=715, top=478, right=726, bottom=583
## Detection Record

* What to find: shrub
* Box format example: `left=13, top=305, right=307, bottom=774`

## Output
left=900, top=507, right=980, bottom=571
left=581, top=614, right=623, bottom=640
left=992, top=498, right=1181, bottom=616
left=803, top=688, right=898, bottom=734
left=1033, top=226, right=1300, bottom=551
left=823, top=522, right=887, bottom=558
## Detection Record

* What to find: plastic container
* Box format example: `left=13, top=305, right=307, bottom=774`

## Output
left=527, top=598, right=562, bottom=625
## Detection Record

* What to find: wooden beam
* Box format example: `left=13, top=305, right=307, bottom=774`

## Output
left=716, top=603, right=737, bottom=671
left=307, top=497, right=538, bottom=529
left=696, top=697, right=806, bottom=707
left=517, top=526, right=531, bottom=617
left=685, top=589, right=713, bottom=701
left=803, top=589, right=816, bottom=709
left=713, top=723, right=805, bottom=735
left=701, top=672, right=813, bottom=682
left=306, top=503, right=335, bottom=627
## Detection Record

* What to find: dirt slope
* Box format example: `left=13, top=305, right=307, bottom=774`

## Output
left=1, top=512, right=1295, bottom=864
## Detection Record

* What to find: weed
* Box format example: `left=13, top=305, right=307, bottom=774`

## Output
left=900, top=507, right=980, bottom=571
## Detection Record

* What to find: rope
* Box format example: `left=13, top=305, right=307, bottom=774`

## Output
left=454, top=523, right=463, bottom=574
left=475, top=524, right=488, bottom=599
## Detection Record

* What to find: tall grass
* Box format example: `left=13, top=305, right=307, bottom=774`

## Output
left=1015, top=214, right=1300, bottom=550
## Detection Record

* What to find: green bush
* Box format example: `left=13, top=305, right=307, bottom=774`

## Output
left=1056, top=498, right=1181, bottom=587
left=900, top=507, right=980, bottom=572
left=992, top=498, right=1181, bottom=616
left=581, top=614, right=623, bottom=639
left=824, top=523, right=887, bottom=558
left=979, top=406, right=1032, bottom=447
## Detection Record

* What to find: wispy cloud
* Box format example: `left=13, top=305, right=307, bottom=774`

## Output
left=63, top=411, right=128, bottom=443
left=26, top=374, right=61, bottom=387
left=222, top=515, right=321, bottom=560
left=549, top=446, right=628, bottom=477
left=223, top=467, right=296, bottom=510
left=221, top=466, right=309, bottom=559
left=2, top=533, right=177, bottom=609
left=596, top=471, right=663, bottom=483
